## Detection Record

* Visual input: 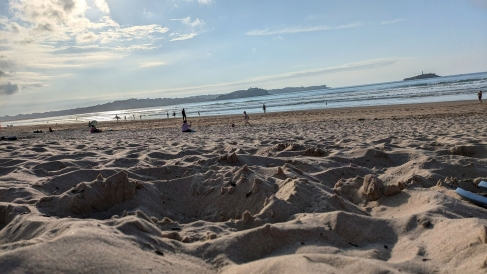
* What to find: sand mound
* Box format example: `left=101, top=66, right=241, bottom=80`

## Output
left=37, top=171, right=138, bottom=216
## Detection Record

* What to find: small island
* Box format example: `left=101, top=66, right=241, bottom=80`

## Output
left=404, top=71, right=440, bottom=81
left=214, top=88, right=269, bottom=100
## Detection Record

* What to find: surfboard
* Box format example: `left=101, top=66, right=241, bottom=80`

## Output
left=479, top=181, right=487, bottom=190
left=455, top=187, right=487, bottom=208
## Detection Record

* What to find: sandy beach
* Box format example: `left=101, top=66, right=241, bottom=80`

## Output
left=1, top=100, right=487, bottom=273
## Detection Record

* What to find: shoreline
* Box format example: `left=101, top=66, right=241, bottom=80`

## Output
left=1, top=100, right=485, bottom=134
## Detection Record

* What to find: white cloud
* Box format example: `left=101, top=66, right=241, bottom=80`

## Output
left=380, top=19, right=403, bottom=25
left=116, top=44, right=159, bottom=51
left=197, top=0, right=212, bottom=4
left=76, top=31, right=99, bottom=43
left=93, top=0, right=110, bottom=13
left=1, top=0, right=171, bottom=96
left=170, top=33, right=197, bottom=41
left=139, top=61, right=167, bottom=68
left=143, top=9, right=154, bottom=19
left=113, top=58, right=407, bottom=99
left=248, top=58, right=407, bottom=83
left=180, top=16, right=206, bottom=29
left=9, top=0, right=88, bottom=33
left=246, top=22, right=363, bottom=36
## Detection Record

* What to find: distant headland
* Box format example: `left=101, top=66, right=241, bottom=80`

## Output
left=404, top=71, right=440, bottom=81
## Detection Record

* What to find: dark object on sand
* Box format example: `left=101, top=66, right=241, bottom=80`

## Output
left=1, top=136, right=17, bottom=141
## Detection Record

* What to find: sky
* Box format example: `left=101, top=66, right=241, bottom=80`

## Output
left=1, top=0, right=487, bottom=116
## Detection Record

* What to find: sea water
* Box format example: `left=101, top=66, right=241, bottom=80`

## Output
left=4, top=71, right=487, bottom=126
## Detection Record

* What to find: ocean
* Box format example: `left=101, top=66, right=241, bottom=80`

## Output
left=3, top=71, right=487, bottom=127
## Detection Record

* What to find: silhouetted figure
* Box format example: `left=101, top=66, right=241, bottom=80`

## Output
left=115, top=115, right=120, bottom=122
left=263, top=104, right=266, bottom=114
left=49, top=127, right=53, bottom=132
left=182, top=108, right=187, bottom=120
left=173, top=111, right=176, bottom=117
left=124, top=116, right=127, bottom=121
left=198, top=111, right=200, bottom=116
left=478, top=90, right=483, bottom=103
left=167, top=112, right=169, bottom=118
left=140, top=115, right=142, bottom=120
left=244, top=111, right=251, bottom=126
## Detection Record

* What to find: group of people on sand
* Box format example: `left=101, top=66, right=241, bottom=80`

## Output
left=110, top=106, right=260, bottom=134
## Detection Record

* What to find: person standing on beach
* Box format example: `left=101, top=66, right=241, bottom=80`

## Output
left=263, top=104, right=266, bottom=114
left=244, top=111, right=251, bottom=126
left=182, top=108, right=187, bottom=120
left=478, top=90, right=482, bottom=103
left=167, top=112, right=169, bottom=118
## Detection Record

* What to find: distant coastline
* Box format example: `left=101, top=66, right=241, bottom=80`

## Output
left=0, top=84, right=328, bottom=122
left=404, top=72, right=440, bottom=81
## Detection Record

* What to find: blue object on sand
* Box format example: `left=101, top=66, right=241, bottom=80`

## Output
left=479, top=181, right=487, bottom=190
left=455, top=187, right=487, bottom=208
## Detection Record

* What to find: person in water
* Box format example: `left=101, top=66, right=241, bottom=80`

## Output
left=181, top=120, right=192, bottom=132
left=263, top=104, right=266, bottom=114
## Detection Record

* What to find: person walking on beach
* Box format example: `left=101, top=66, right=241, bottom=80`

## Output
left=182, top=108, right=187, bottom=120
left=478, top=90, right=482, bottom=103
left=263, top=104, right=266, bottom=114
left=167, top=112, right=169, bottom=118
left=115, top=115, right=120, bottom=122
left=244, top=111, right=251, bottom=126
left=173, top=111, right=176, bottom=118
